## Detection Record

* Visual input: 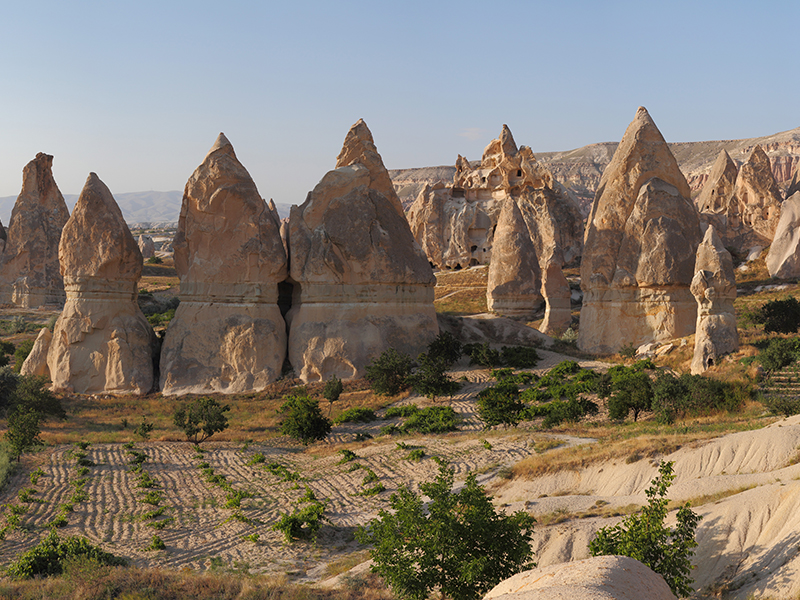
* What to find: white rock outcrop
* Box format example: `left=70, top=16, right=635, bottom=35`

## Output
left=485, top=555, right=675, bottom=600
left=287, top=119, right=438, bottom=382
left=160, top=134, right=288, bottom=395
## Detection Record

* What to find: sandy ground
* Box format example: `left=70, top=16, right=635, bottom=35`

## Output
left=2, top=353, right=799, bottom=599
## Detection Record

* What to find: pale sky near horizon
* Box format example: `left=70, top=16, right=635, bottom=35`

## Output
left=1, top=0, right=798, bottom=205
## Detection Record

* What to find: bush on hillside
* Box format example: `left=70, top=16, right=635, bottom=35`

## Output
left=365, top=349, right=413, bottom=396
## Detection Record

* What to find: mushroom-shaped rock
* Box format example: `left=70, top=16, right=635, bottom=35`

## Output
left=579, top=107, right=702, bottom=354
left=0, top=153, right=70, bottom=307
left=766, top=192, right=800, bottom=278
left=690, top=225, right=738, bottom=374
left=724, top=145, right=783, bottom=252
left=484, top=555, right=676, bottom=600
left=486, top=199, right=542, bottom=318
left=47, top=173, right=156, bottom=394
left=287, top=120, right=438, bottom=382
left=160, top=133, right=288, bottom=395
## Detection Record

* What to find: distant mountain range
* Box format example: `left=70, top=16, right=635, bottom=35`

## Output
left=0, top=191, right=293, bottom=228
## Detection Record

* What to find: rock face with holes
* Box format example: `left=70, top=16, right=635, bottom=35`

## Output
left=287, top=119, right=438, bottom=382
left=766, top=192, right=800, bottom=278
left=485, top=555, right=676, bottom=600
left=405, top=125, right=583, bottom=272
left=691, top=225, right=738, bottom=374
left=160, top=134, right=288, bottom=395
left=486, top=198, right=542, bottom=318
left=0, top=153, right=70, bottom=307
left=46, top=173, right=156, bottom=394
left=579, top=107, right=702, bottom=354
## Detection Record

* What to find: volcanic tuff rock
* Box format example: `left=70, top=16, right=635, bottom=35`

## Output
left=405, top=125, right=583, bottom=271
left=138, top=235, right=155, bottom=259
left=287, top=119, right=438, bottom=382
left=0, top=153, right=70, bottom=307
left=766, top=192, right=800, bottom=278
left=788, top=159, right=800, bottom=198
left=160, top=133, right=287, bottom=395
left=579, top=107, right=702, bottom=354
left=722, top=145, right=783, bottom=252
left=539, top=259, right=572, bottom=336
left=20, top=327, right=52, bottom=377
left=485, top=556, right=676, bottom=600
left=486, top=198, right=542, bottom=318
left=46, top=173, right=156, bottom=394
left=691, top=226, right=738, bottom=374
left=696, top=149, right=738, bottom=214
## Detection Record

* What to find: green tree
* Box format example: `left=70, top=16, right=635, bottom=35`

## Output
left=173, top=397, right=230, bottom=446
left=1, top=371, right=65, bottom=460
left=427, top=331, right=463, bottom=367
left=588, top=461, right=701, bottom=598
left=6, top=406, right=42, bottom=459
left=323, top=374, right=343, bottom=417
left=755, top=296, right=800, bottom=334
left=13, top=339, right=35, bottom=373
left=278, top=393, right=331, bottom=445
left=407, top=353, right=461, bottom=401
left=357, top=464, right=535, bottom=600
left=604, top=366, right=653, bottom=421
left=365, top=348, right=413, bottom=396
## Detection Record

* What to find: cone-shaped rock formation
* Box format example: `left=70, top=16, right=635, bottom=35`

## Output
left=1, top=153, right=70, bottom=307
left=691, top=225, right=738, bottom=374
left=160, top=134, right=288, bottom=395
left=766, top=192, right=800, bottom=278
left=486, top=198, right=542, bottom=318
left=287, top=119, right=438, bottom=382
left=46, top=173, right=156, bottom=394
left=579, top=107, right=702, bottom=353
left=696, top=150, right=738, bottom=214
left=539, top=259, right=573, bottom=337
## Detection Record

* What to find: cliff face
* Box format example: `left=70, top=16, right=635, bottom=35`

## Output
left=391, top=126, right=800, bottom=215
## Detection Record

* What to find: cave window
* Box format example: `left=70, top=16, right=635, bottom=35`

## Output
left=470, top=245, right=477, bottom=252
left=481, top=177, right=486, bottom=183
left=516, top=169, right=522, bottom=177
left=469, top=258, right=479, bottom=266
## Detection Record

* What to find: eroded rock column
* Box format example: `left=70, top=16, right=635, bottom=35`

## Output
left=47, top=174, right=156, bottom=394
left=159, top=134, right=288, bottom=395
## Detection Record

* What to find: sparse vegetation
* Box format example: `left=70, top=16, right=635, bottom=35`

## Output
left=278, top=393, right=332, bottom=445
left=173, top=397, right=230, bottom=446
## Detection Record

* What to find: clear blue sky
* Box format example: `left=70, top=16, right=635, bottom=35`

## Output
left=1, top=0, right=798, bottom=205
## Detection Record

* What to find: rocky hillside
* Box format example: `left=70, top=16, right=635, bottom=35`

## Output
left=391, top=126, right=800, bottom=215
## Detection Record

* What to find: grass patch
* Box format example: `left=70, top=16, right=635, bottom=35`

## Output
left=672, top=485, right=757, bottom=509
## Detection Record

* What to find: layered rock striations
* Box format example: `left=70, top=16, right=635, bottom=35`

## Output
left=722, top=145, right=783, bottom=252
left=406, top=125, right=583, bottom=271
left=766, top=192, right=800, bottom=278
left=486, top=198, right=542, bottom=318
left=691, top=226, right=738, bottom=373
left=160, top=134, right=288, bottom=395
left=788, top=159, right=800, bottom=199
left=288, top=119, right=438, bottom=382
left=1, top=153, right=70, bottom=307
left=579, top=107, right=702, bottom=354
left=46, top=173, right=156, bottom=394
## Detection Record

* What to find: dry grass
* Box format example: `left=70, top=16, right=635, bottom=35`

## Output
left=0, top=561, right=395, bottom=600
left=434, top=266, right=488, bottom=314
left=535, top=502, right=642, bottom=526
left=511, top=406, right=774, bottom=481
left=673, top=484, right=757, bottom=510
left=37, top=380, right=403, bottom=446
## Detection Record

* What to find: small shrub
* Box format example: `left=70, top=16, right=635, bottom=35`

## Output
left=29, top=468, right=45, bottom=485
left=755, top=296, right=800, bottom=334
left=272, top=487, right=328, bottom=542
left=500, top=346, right=540, bottom=369
left=334, top=407, right=377, bottom=424
left=323, top=374, right=344, bottom=416
left=362, top=469, right=379, bottom=485
left=140, top=491, right=162, bottom=506
left=264, top=462, right=301, bottom=482
left=13, top=339, right=35, bottom=373
left=405, top=448, right=425, bottom=462
left=426, top=331, right=463, bottom=367
left=477, top=383, right=526, bottom=428
left=7, top=530, right=126, bottom=579
left=464, top=343, right=502, bottom=368
left=357, top=483, right=386, bottom=496
left=407, top=353, right=461, bottom=401
left=338, top=449, right=358, bottom=464
left=402, top=406, right=458, bottom=434
left=146, top=534, right=166, bottom=551
left=133, top=417, right=154, bottom=441
left=247, top=453, right=266, bottom=465
left=384, top=404, right=419, bottom=419
left=618, top=343, right=636, bottom=359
